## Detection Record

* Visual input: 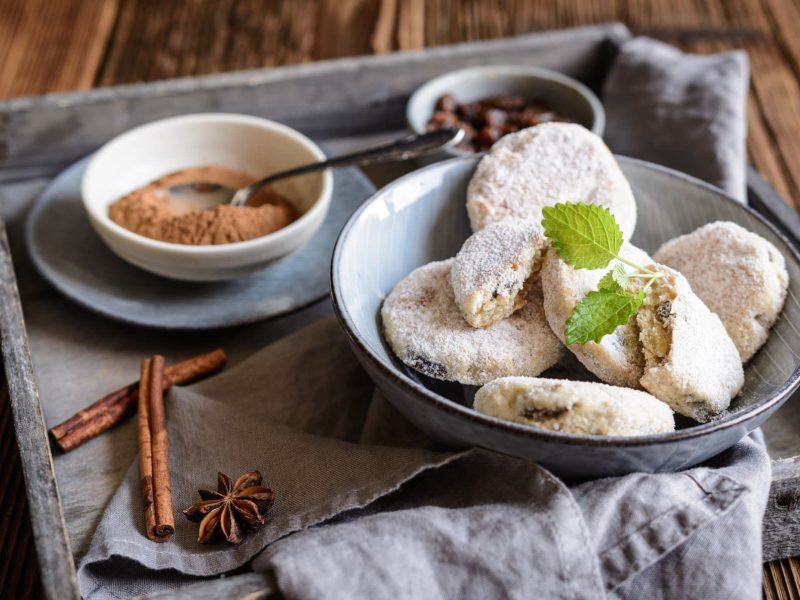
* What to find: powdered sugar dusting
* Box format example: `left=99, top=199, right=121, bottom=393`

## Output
left=466, top=123, right=637, bottom=239
left=637, top=264, right=744, bottom=421
left=654, top=221, right=789, bottom=362
left=451, top=220, right=547, bottom=327
left=475, top=376, right=674, bottom=435
left=381, top=259, right=563, bottom=385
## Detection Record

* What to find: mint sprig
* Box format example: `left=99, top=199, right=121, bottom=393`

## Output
left=541, top=202, right=661, bottom=345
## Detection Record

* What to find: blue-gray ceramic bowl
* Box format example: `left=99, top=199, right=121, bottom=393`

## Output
left=406, top=65, right=605, bottom=158
left=331, top=155, right=800, bottom=478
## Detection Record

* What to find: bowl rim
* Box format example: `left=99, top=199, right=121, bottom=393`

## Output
left=405, top=64, right=606, bottom=157
left=81, top=112, right=334, bottom=255
left=331, top=153, right=800, bottom=448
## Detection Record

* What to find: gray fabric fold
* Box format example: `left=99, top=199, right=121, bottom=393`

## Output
left=256, top=431, right=769, bottom=600
left=76, top=319, right=465, bottom=598
left=607, top=434, right=770, bottom=599
left=260, top=451, right=606, bottom=600
left=76, top=318, right=770, bottom=600
left=604, top=36, right=749, bottom=202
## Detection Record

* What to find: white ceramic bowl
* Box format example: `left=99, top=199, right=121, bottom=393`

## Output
left=82, top=113, right=333, bottom=281
left=406, top=65, right=605, bottom=158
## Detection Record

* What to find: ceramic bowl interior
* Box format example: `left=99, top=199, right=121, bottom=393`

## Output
left=406, top=65, right=605, bottom=157
left=82, top=113, right=333, bottom=281
left=332, top=155, right=800, bottom=475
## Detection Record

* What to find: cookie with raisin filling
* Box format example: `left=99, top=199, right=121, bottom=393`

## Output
left=382, top=259, right=563, bottom=385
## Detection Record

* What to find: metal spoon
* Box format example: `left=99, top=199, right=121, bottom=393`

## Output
left=167, top=127, right=464, bottom=208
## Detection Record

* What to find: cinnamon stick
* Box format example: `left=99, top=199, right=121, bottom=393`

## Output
left=50, top=349, right=226, bottom=452
left=139, top=358, right=157, bottom=540
left=139, top=356, right=174, bottom=542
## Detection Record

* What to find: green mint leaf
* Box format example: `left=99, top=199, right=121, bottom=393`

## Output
left=565, top=288, right=645, bottom=345
left=541, top=202, right=623, bottom=270
left=598, top=263, right=630, bottom=292
left=597, top=270, right=619, bottom=292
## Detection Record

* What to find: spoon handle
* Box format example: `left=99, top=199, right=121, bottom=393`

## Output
left=232, top=128, right=463, bottom=206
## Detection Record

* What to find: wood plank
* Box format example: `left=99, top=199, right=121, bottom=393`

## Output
left=313, top=0, right=381, bottom=59
left=764, top=558, right=800, bottom=600
left=97, top=0, right=383, bottom=86
left=717, top=0, right=800, bottom=208
left=372, top=0, right=425, bottom=53
left=0, top=388, right=47, bottom=600
left=747, top=99, right=796, bottom=208
left=97, top=0, right=239, bottom=85
left=397, top=0, right=425, bottom=50
left=761, top=0, right=800, bottom=82
left=371, top=0, right=398, bottom=53
left=0, top=0, right=118, bottom=99
left=419, top=0, right=624, bottom=44
left=780, top=559, right=800, bottom=599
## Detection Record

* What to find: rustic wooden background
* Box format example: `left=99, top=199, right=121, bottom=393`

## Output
left=1, top=0, right=799, bottom=598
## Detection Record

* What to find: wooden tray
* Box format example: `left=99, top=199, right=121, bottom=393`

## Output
left=1, top=24, right=797, bottom=599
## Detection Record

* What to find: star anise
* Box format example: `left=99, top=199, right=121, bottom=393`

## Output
left=183, top=470, right=274, bottom=544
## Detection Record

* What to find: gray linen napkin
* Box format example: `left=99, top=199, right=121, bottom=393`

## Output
left=77, top=319, right=769, bottom=599
left=258, top=427, right=768, bottom=600
left=604, top=36, right=749, bottom=202
left=75, top=35, right=768, bottom=599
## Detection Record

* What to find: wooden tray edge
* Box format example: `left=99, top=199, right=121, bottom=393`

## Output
left=0, top=220, right=78, bottom=598
left=0, top=23, right=631, bottom=112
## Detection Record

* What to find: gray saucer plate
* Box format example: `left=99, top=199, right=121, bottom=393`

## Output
left=26, top=156, right=375, bottom=329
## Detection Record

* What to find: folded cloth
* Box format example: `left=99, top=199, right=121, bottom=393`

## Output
left=604, top=36, right=749, bottom=202
left=77, top=319, right=770, bottom=600
left=77, top=33, right=767, bottom=600
left=258, top=427, right=768, bottom=600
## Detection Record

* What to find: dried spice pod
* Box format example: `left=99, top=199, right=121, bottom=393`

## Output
left=183, top=471, right=275, bottom=544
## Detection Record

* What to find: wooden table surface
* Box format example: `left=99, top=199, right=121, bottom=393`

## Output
left=2, top=0, right=800, bottom=598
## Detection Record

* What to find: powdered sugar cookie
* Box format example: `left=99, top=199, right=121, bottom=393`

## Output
left=653, top=221, right=789, bottom=362
left=382, top=259, right=563, bottom=385
left=474, top=376, right=674, bottom=436
left=450, top=220, right=548, bottom=328
left=466, top=123, right=637, bottom=239
left=540, top=243, right=651, bottom=388
left=637, top=265, right=744, bottom=422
